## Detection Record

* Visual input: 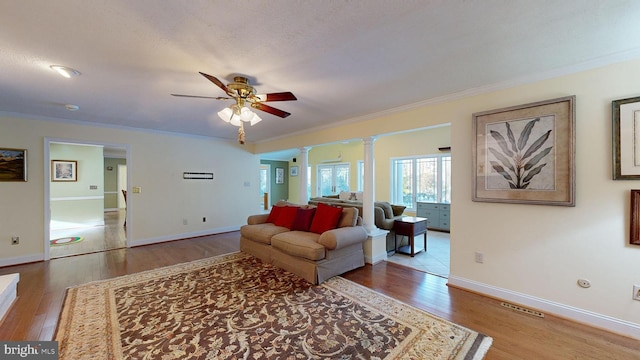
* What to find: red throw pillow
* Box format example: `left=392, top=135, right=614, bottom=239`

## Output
left=309, top=203, right=343, bottom=234
left=273, top=206, right=298, bottom=229
left=266, top=206, right=284, bottom=223
left=291, top=207, right=316, bottom=231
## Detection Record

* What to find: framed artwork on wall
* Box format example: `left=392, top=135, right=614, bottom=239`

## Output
left=612, top=96, right=640, bottom=180
left=630, top=190, right=640, bottom=245
left=275, top=167, right=284, bottom=184
left=290, top=166, right=298, bottom=177
left=472, top=95, right=576, bottom=206
left=52, top=160, right=78, bottom=182
left=0, top=148, right=27, bottom=182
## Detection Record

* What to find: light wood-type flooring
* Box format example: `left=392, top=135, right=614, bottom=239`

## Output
left=1, top=233, right=638, bottom=359
left=50, top=210, right=126, bottom=258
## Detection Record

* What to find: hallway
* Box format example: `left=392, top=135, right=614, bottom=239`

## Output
left=50, top=210, right=126, bottom=258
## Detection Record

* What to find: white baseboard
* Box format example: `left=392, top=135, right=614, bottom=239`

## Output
left=365, top=252, right=387, bottom=265
left=0, top=254, right=44, bottom=268
left=448, top=275, right=640, bottom=340
left=130, top=226, right=241, bottom=247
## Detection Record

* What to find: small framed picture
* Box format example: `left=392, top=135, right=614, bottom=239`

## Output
left=290, top=166, right=298, bottom=177
left=275, top=167, right=284, bottom=184
left=612, top=96, right=640, bottom=180
left=0, top=148, right=27, bottom=182
left=52, top=160, right=78, bottom=182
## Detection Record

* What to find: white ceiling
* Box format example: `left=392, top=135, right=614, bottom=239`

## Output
left=2, top=1, right=640, bottom=148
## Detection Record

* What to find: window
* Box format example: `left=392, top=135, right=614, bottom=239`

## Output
left=391, top=154, right=451, bottom=209
left=317, top=163, right=350, bottom=196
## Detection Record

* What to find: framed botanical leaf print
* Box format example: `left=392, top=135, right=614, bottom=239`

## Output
left=472, top=96, right=575, bottom=206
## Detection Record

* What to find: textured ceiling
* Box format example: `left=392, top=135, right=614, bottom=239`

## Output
left=1, top=1, right=640, bottom=146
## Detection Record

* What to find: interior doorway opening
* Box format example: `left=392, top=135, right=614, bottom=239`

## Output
left=45, top=138, right=130, bottom=260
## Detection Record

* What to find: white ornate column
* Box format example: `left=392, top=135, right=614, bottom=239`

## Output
left=298, top=147, right=310, bottom=205
left=362, top=136, right=388, bottom=264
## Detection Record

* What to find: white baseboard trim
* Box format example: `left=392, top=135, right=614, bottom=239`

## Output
left=448, top=275, right=640, bottom=340
left=365, top=252, right=387, bottom=265
left=0, top=254, right=44, bottom=268
left=130, top=226, right=241, bottom=247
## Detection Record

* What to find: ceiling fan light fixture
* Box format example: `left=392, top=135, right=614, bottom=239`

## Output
left=239, top=107, right=262, bottom=125
left=229, top=115, right=243, bottom=127
left=249, top=112, right=262, bottom=126
left=50, top=65, right=81, bottom=78
left=217, top=107, right=234, bottom=123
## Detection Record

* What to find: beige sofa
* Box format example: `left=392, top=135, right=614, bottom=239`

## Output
left=308, top=196, right=405, bottom=231
left=308, top=196, right=406, bottom=251
left=240, top=202, right=368, bottom=284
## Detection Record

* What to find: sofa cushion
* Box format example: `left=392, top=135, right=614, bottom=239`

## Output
left=274, top=206, right=298, bottom=229
left=391, top=205, right=406, bottom=216
left=271, top=231, right=325, bottom=261
left=240, top=223, right=289, bottom=245
left=310, top=203, right=343, bottom=234
left=337, top=207, right=358, bottom=228
left=291, top=207, right=316, bottom=231
left=266, top=205, right=283, bottom=223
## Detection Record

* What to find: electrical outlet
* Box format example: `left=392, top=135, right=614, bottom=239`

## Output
left=11, top=236, right=19, bottom=245
left=633, top=285, right=640, bottom=301
left=474, top=251, right=484, bottom=263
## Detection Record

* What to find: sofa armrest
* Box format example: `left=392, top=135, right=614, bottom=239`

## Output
left=374, top=207, right=395, bottom=230
left=247, top=214, right=269, bottom=225
left=318, top=226, right=368, bottom=250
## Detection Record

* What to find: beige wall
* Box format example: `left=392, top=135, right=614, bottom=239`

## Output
left=258, top=59, right=640, bottom=336
left=50, top=143, right=104, bottom=229
left=0, top=115, right=260, bottom=265
left=286, top=126, right=452, bottom=204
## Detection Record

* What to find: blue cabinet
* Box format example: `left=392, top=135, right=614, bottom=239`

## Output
left=416, top=202, right=450, bottom=231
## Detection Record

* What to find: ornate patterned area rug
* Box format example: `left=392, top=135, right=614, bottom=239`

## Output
left=55, top=252, right=492, bottom=359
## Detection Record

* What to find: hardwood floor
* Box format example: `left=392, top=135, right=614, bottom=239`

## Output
left=1, top=233, right=638, bottom=359
left=50, top=210, right=127, bottom=258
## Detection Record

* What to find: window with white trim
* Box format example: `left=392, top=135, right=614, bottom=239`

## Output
left=391, top=154, right=451, bottom=210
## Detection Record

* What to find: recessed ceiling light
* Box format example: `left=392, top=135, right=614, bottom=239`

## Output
left=50, top=65, right=81, bottom=78
left=65, top=104, right=80, bottom=111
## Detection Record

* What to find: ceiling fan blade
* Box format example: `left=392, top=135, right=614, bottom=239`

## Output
left=199, top=72, right=231, bottom=95
left=251, top=103, right=291, bottom=118
left=171, top=94, right=231, bottom=100
left=253, top=92, right=297, bottom=102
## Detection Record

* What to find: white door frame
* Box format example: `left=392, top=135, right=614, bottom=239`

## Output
left=44, top=137, right=131, bottom=261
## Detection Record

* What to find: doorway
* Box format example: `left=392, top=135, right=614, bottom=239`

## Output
left=45, top=138, right=130, bottom=260
left=259, top=164, right=271, bottom=209
left=317, top=163, right=350, bottom=196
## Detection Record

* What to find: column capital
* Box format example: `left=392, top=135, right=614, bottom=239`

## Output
left=362, top=136, right=377, bottom=144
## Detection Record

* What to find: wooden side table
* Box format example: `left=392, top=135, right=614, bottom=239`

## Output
left=394, top=216, right=428, bottom=257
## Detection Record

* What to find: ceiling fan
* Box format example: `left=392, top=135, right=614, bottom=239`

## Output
left=172, top=72, right=297, bottom=144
